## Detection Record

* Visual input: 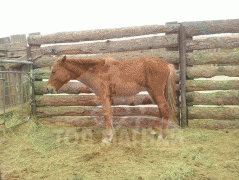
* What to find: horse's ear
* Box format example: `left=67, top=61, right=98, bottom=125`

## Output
left=62, top=55, right=66, bottom=62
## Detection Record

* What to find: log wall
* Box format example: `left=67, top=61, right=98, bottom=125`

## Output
left=18, top=18, right=239, bottom=127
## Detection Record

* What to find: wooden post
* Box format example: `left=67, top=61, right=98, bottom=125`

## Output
left=179, top=24, right=188, bottom=126
left=27, top=44, right=36, bottom=116
left=27, top=32, right=41, bottom=116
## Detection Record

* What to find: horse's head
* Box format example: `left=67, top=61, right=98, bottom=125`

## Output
left=47, top=55, right=73, bottom=93
left=47, top=55, right=108, bottom=93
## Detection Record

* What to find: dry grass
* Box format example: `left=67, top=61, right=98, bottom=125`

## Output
left=0, top=117, right=239, bottom=180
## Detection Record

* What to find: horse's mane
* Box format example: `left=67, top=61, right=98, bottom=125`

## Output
left=57, top=56, right=118, bottom=65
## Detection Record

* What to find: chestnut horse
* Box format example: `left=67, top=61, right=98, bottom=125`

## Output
left=47, top=55, right=177, bottom=144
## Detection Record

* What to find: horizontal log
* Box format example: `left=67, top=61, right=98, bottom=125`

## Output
left=188, top=106, right=239, bottom=120
left=28, top=19, right=239, bottom=45
left=33, top=50, right=239, bottom=68
left=186, top=80, right=239, bottom=91
left=33, top=66, right=180, bottom=81
left=189, top=119, right=239, bottom=129
left=2, top=55, right=28, bottom=69
left=0, top=37, right=10, bottom=44
left=34, top=81, right=92, bottom=95
left=28, top=25, right=179, bottom=45
left=37, top=105, right=239, bottom=120
left=34, top=79, right=180, bottom=95
left=187, top=65, right=239, bottom=79
left=186, top=90, right=239, bottom=106
left=39, top=116, right=179, bottom=128
left=33, top=49, right=179, bottom=68
left=36, top=94, right=154, bottom=107
left=183, top=19, right=239, bottom=37
left=0, top=42, right=27, bottom=51
left=33, top=34, right=239, bottom=63
left=189, top=51, right=239, bottom=65
left=36, top=106, right=160, bottom=117
left=34, top=67, right=51, bottom=79
left=7, top=50, right=26, bottom=58
left=187, top=34, right=239, bottom=51
left=41, top=34, right=178, bottom=55
left=34, top=79, right=239, bottom=95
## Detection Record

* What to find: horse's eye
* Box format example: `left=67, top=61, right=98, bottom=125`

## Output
left=52, top=71, right=56, bottom=74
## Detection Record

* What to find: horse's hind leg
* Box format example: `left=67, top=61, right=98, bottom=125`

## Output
left=148, top=90, right=171, bottom=139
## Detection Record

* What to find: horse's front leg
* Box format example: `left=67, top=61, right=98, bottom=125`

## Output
left=100, top=92, right=113, bottom=144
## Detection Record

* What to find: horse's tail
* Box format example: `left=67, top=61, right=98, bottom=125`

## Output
left=166, top=64, right=178, bottom=124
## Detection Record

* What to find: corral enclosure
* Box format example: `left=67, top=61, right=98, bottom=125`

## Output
left=0, top=35, right=32, bottom=129
left=1, top=19, right=239, bottom=128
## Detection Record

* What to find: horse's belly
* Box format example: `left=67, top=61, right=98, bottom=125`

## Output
left=113, top=83, right=145, bottom=97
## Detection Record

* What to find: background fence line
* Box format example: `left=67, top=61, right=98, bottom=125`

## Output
left=0, top=34, right=32, bottom=130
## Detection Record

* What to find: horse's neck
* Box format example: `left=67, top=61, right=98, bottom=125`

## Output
left=78, top=74, right=101, bottom=96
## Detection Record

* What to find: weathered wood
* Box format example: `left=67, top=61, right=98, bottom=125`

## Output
left=187, top=34, right=239, bottom=51
left=3, top=55, right=28, bottom=69
left=186, top=80, right=239, bottom=91
left=33, top=50, right=239, bottom=68
left=37, top=105, right=239, bottom=120
left=0, top=34, right=27, bottom=52
left=28, top=19, right=239, bottom=45
left=187, top=65, right=239, bottom=79
left=188, top=106, right=239, bottom=120
left=186, top=90, right=239, bottom=106
left=36, top=106, right=159, bottom=117
left=189, top=119, right=239, bottom=129
left=189, top=51, right=239, bottom=65
left=34, top=67, right=51, bottom=79
left=7, top=50, right=26, bottom=58
left=39, top=116, right=178, bottom=128
left=179, top=24, right=187, bottom=126
left=34, top=66, right=180, bottom=81
left=36, top=94, right=154, bottom=107
left=0, top=42, right=27, bottom=51
left=28, top=25, right=179, bottom=45
left=34, top=81, right=93, bottom=95
left=40, top=34, right=178, bottom=55
left=42, top=34, right=239, bottom=55
left=34, top=77, right=180, bottom=95
left=0, top=37, right=10, bottom=44
left=183, top=19, right=239, bottom=37
left=35, top=79, right=239, bottom=95
left=33, top=49, right=179, bottom=68
left=10, top=34, right=27, bottom=44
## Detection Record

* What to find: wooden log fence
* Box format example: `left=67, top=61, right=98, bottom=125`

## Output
left=2, top=18, right=239, bottom=127
left=29, top=33, right=239, bottom=62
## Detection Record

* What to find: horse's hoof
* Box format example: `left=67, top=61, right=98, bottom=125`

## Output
left=102, top=138, right=111, bottom=145
left=151, top=130, right=157, bottom=135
